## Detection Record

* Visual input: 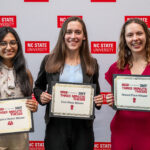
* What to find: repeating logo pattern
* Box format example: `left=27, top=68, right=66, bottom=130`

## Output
left=125, top=16, right=150, bottom=28
left=25, top=41, right=50, bottom=53
left=0, top=16, right=16, bottom=28
left=57, top=16, right=83, bottom=28
left=91, top=41, right=116, bottom=54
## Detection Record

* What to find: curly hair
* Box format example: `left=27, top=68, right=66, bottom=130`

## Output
left=117, top=18, right=150, bottom=69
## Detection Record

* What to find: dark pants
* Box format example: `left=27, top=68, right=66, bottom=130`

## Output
left=44, top=118, right=94, bottom=150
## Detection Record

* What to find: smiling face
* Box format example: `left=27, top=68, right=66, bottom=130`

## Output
left=0, top=32, right=18, bottom=64
left=125, top=22, right=146, bottom=55
left=64, top=21, right=86, bottom=52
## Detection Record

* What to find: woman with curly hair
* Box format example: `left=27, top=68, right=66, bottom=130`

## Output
left=105, top=18, right=150, bottom=150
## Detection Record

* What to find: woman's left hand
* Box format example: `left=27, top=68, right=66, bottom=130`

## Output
left=94, top=94, right=103, bottom=107
left=26, top=99, right=38, bottom=112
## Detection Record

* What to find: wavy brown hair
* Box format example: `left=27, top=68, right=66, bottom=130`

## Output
left=117, top=18, right=150, bottom=69
left=45, top=16, right=97, bottom=75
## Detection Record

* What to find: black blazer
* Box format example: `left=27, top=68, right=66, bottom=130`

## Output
left=34, top=55, right=101, bottom=124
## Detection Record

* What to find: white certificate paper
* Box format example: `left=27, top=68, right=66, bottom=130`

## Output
left=0, top=98, right=33, bottom=134
left=113, top=75, right=150, bottom=111
left=50, top=82, right=95, bottom=119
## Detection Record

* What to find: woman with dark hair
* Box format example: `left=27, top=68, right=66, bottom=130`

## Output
left=34, top=16, right=103, bottom=150
left=0, top=26, right=38, bottom=150
left=105, top=18, right=150, bottom=150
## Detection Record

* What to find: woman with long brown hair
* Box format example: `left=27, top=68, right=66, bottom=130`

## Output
left=34, top=16, right=103, bottom=150
left=105, top=18, right=150, bottom=150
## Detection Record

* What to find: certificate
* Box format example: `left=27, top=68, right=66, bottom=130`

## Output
left=50, top=82, right=95, bottom=119
left=0, top=97, right=33, bottom=134
left=113, top=74, right=150, bottom=111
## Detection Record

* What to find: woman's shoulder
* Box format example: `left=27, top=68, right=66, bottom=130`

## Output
left=44, top=53, right=55, bottom=63
left=43, top=54, right=50, bottom=62
left=107, top=61, right=118, bottom=72
left=92, top=57, right=98, bottom=65
left=40, top=54, right=52, bottom=67
left=91, top=57, right=99, bottom=71
left=105, top=61, right=118, bottom=86
left=144, top=63, right=150, bottom=75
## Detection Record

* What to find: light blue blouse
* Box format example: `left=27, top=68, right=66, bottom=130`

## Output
left=59, top=64, right=83, bottom=83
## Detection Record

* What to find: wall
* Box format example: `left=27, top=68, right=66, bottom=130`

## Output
left=0, top=0, right=150, bottom=149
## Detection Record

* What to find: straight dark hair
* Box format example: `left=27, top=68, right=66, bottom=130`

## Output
left=0, top=26, right=32, bottom=96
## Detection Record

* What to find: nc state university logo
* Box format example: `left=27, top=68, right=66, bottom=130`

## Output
left=25, top=41, right=50, bottom=53
left=70, top=105, right=74, bottom=110
left=133, top=98, right=136, bottom=103
left=57, top=16, right=83, bottom=28
left=8, top=121, right=13, bottom=126
left=125, top=16, right=150, bottom=28
left=29, top=141, right=44, bottom=148
left=94, top=142, right=111, bottom=150
left=91, top=41, right=116, bottom=54
left=0, top=16, right=17, bottom=28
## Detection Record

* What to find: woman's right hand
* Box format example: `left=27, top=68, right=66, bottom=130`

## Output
left=106, top=93, right=114, bottom=107
left=40, top=92, right=52, bottom=104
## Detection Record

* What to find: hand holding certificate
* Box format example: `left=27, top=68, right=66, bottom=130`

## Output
left=113, top=74, right=150, bottom=111
left=50, top=82, right=95, bottom=119
left=0, top=98, right=33, bottom=134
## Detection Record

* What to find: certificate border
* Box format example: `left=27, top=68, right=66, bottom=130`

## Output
left=0, top=97, right=34, bottom=135
left=113, top=74, right=150, bottom=112
left=49, top=81, right=96, bottom=120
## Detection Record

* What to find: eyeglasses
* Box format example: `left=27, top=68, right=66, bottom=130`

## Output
left=0, top=40, right=18, bottom=49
